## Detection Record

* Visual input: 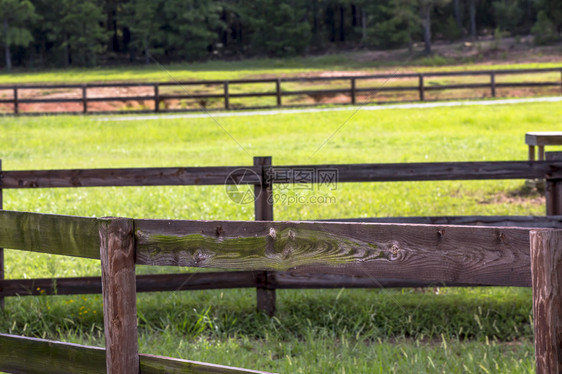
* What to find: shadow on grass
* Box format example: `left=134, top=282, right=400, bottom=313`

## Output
left=0, top=287, right=533, bottom=344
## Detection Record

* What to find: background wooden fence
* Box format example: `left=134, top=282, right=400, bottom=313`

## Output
left=0, top=67, right=560, bottom=115
left=0, top=210, right=561, bottom=372
left=2, top=154, right=562, bottom=316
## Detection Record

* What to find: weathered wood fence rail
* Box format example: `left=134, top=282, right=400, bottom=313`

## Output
left=0, top=210, right=560, bottom=372
left=2, top=155, right=562, bottom=317
left=1, top=67, right=560, bottom=115
left=0, top=211, right=274, bottom=374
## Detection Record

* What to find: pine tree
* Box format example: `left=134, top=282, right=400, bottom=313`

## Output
left=244, top=0, right=311, bottom=56
left=162, top=0, right=223, bottom=61
left=124, top=0, right=164, bottom=64
left=0, top=0, right=38, bottom=70
left=42, top=0, right=107, bottom=66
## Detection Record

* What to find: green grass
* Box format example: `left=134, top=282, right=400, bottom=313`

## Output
left=1, top=101, right=562, bottom=372
left=0, top=52, right=560, bottom=84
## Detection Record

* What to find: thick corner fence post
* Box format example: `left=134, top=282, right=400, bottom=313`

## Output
left=99, top=218, right=139, bottom=374
left=546, top=152, right=562, bottom=216
left=254, top=156, right=276, bottom=316
left=531, top=229, right=562, bottom=373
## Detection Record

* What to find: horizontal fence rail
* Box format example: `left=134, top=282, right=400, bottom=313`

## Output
left=0, top=271, right=496, bottom=298
left=0, top=210, right=100, bottom=258
left=323, top=215, right=562, bottom=227
left=0, top=67, right=560, bottom=116
left=133, top=218, right=533, bottom=287
left=2, top=155, right=562, bottom=318
left=0, top=210, right=536, bottom=287
left=3, top=160, right=562, bottom=188
left=3, top=215, right=560, bottom=297
left=2, top=158, right=562, bottom=304
left=0, top=333, right=271, bottom=374
left=1, top=211, right=560, bottom=372
left=0, top=166, right=262, bottom=188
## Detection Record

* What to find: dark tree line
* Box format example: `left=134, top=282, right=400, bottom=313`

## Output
left=0, top=0, right=560, bottom=69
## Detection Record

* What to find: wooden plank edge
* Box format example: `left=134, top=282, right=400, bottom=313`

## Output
left=1, top=166, right=261, bottom=189
left=0, top=210, right=100, bottom=258
left=269, top=272, right=506, bottom=289
left=0, top=270, right=519, bottom=298
left=0, top=333, right=274, bottom=374
left=0, top=271, right=260, bottom=297
left=5, top=161, right=562, bottom=189
left=134, top=219, right=533, bottom=286
left=318, top=215, right=562, bottom=228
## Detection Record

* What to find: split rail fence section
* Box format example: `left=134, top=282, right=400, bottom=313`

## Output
left=0, top=67, right=561, bottom=115
left=0, top=210, right=562, bottom=372
left=2, top=155, right=562, bottom=317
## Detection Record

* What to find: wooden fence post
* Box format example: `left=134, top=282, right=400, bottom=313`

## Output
left=546, top=152, right=562, bottom=216
left=529, top=145, right=536, bottom=161
left=154, top=83, right=160, bottom=113
left=530, top=229, right=562, bottom=373
left=490, top=72, right=496, bottom=98
left=82, top=85, right=88, bottom=114
left=254, top=156, right=275, bottom=316
left=13, top=88, right=18, bottom=115
left=224, top=81, right=230, bottom=110
left=0, top=159, right=3, bottom=309
left=418, top=74, right=425, bottom=101
left=351, top=78, right=356, bottom=105
left=276, top=79, right=282, bottom=107
left=99, top=218, right=139, bottom=374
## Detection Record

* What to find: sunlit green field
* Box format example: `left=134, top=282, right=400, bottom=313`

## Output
left=1, top=101, right=562, bottom=373
left=0, top=54, right=559, bottom=84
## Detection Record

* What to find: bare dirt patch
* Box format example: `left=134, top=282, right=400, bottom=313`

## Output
left=479, top=181, right=546, bottom=206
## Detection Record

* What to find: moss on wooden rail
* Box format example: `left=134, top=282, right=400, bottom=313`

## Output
left=0, top=333, right=272, bottom=374
left=136, top=225, right=386, bottom=270
left=135, top=219, right=534, bottom=286
left=0, top=210, right=100, bottom=259
left=0, top=210, right=539, bottom=286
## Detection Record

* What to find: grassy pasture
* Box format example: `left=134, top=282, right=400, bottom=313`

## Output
left=1, top=59, right=559, bottom=114
left=1, top=101, right=562, bottom=372
left=0, top=55, right=559, bottom=84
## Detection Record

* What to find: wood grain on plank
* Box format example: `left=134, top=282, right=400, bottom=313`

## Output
left=0, top=271, right=259, bottom=297
left=267, top=161, right=562, bottom=183
left=0, top=210, right=100, bottom=258
left=270, top=272, right=492, bottom=289
left=0, top=333, right=106, bottom=374
left=530, top=229, right=562, bottom=374
left=135, top=220, right=532, bottom=286
left=0, top=333, right=275, bottom=374
left=546, top=152, right=562, bottom=216
left=321, top=215, right=562, bottom=228
left=526, top=132, right=562, bottom=146
left=99, top=218, right=138, bottom=374
left=0, top=269, right=505, bottom=298
left=140, top=353, right=275, bottom=373
left=1, top=166, right=261, bottom=188
left=4, top=161, right=562, bottom=189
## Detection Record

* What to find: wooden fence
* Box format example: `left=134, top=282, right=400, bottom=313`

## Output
left=2, top=154, right=562, bottom=317
left=0, top=67, right=561, bottom=115
left=0, top=209, right=561, bottom=372
left=0, top=210, right=273, bottom=374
